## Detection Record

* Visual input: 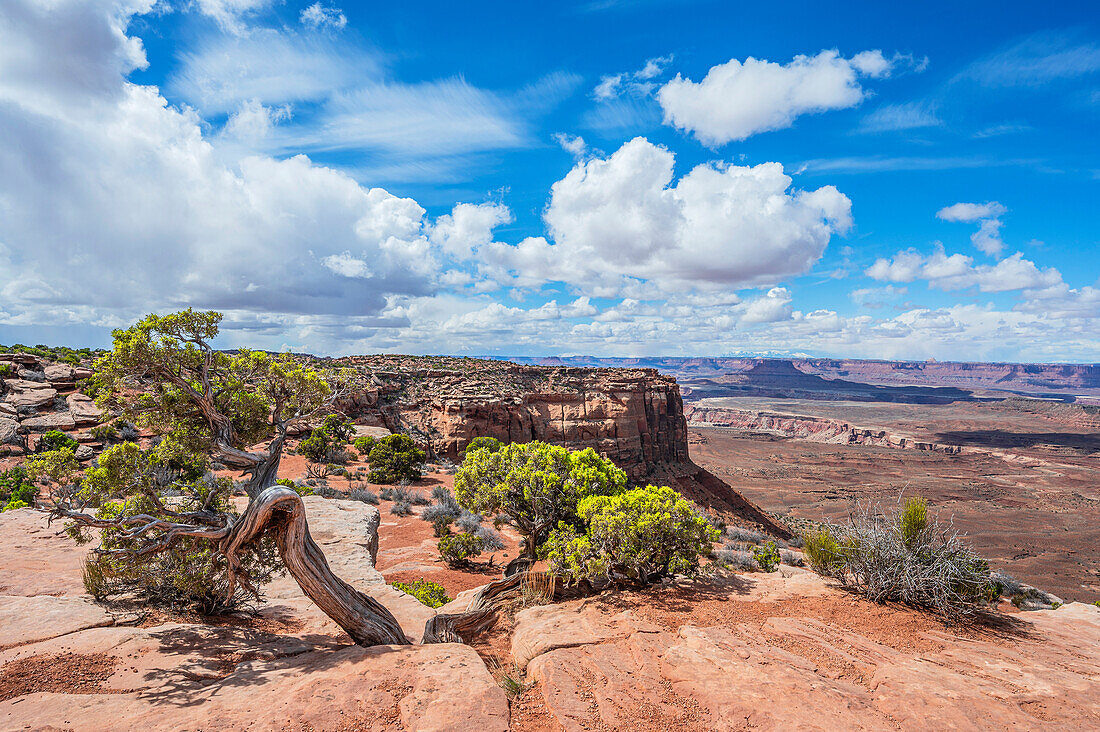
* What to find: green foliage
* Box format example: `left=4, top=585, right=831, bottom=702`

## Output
left=753, top=541, right=780, bottom=573
left=89, top=310, right=332, bottom=461
left=461, top=436, right=502, bottom=457
left=429, top=513, right=454, bottom=537
left=367, top=434, right=426, bottom=484
left=299, top=414, right=353, bottom=465
left=437, top=532, right=485, bottom=567
left=391, top=579, right=451, bottom=608
left=90, top=424, right=120, bottom=443
left=802, top=527, right=850, bottom=574
left=899, top=496, right=928, bottom=548
left=454, top=441, right=627, bottom=557
left=353, top=435, right=377, bottom=456
left=1, top=344, right=100, bottom=365
left=544, top=484, right=719, bottom=585
left=80, top=481, right=283, bottom=612
left=37, top=430, right=78, bottom=454
left=276, top=477, right=312, bottom=496
left=24, top=448, right=80, bottom=488
left=0, top=363, right=13, bottom=378
left=0, top=467, right=36, bottom=511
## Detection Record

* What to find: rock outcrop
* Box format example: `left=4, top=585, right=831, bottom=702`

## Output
left=0, top=353, right=99, bottom=457
left=332, top=356, right=690, bottom=480
left=510, top=570, right=1100, bottom=730
left=0, top=499, right=510, bottom=731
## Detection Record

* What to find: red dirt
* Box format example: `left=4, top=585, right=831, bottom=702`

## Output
left=0, top=652, right=118, bottom=702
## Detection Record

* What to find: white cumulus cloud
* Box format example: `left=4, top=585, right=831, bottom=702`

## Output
left=937, top=201, right=1008, bottom=256
left=657, top=50, right=913, bottom=145
left=476, top=138, right=852, bottom=294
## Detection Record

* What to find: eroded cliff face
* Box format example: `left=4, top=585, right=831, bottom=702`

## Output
left=683, top=403, right=963, bottom=454
left=328, top=356, right=789, bottom=536
left=332, top=358, right=688, bottom=479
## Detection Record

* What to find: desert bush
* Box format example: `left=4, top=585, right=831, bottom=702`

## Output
left=455, top=510, right=483, bottom=534
left=353, top=435, right=377, bottom=456
left=90, top=424, right=119, bottom=443
left=438, top=531, right=485, bottom=567
left=715, top=548, right=757, bottom=571
left=544, top=485, right=719, bottom=586
left=367, top=434, right=426, bottom=484
left=753, top=541, right=781, bottom=572
left=298, top=414, right=353, bottom=465
left=391, top=578, right=451, bottom=608
left=461, top=436, right=502, bottom=457
left=37, top=430, right=78, bottom=453
left=990, top=571, right=1023, bottom=598
left=117, top=422, right=139, bottom=443
left=347, top=486, right=379, bottom=504
left=475, top=524, right=505, bottom=551
left=725, top=526, right=766, bottom=544
left=780, top=549, right=804, bottom=567
left=422, top=501, right=461, bottom=523
left=429, top=513, right=454, bottom=537
left=381, top=485, right=428, bottom=505
left=275, top=478, right=313, bottom=496
left=390, top=500, right=412, bottom=516
left=0, top=363, right=13, bottom=378
left=454, top=441, right=627, bottom=559
left=0, top=467, right=37, bottom=511
left=801, top=497, right=996, bottom=621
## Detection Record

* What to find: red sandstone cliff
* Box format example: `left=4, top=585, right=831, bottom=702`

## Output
left=329, top=355, right=788, bottom=536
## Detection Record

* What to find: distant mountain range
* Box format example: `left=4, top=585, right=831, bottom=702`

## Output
left=497, top=356, right=1100, bottom=403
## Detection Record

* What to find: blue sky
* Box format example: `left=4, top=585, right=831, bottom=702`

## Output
left=0, top=0, right=1098, bottom=361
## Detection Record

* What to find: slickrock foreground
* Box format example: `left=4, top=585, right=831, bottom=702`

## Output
left=2, top=497, right=1098, bottom=731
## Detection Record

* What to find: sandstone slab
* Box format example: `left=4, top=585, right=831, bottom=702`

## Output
left=0, top=625, right=508, bottom=732
left=65, top=393, right=104, bottom=425
left=18, top=412, right=75, bottom=432
left=0, top=595, right=113, bottom=649
left=0, top=508, right=89, bottom=597
left=511, top=600, right=660, bottom=669
left=0, top=418, right=17, bottom=445
left=3, top=386, right=56, bottom=409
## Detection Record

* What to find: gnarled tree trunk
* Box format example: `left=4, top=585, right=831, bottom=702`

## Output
left=224, top=486, right=410, bottom=646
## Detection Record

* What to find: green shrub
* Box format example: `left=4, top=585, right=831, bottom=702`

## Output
left=544, top=484, right=719, bottom=586
left=438, top=532, right=485, bottom=567
left=454, top=441, right=626, bottom=559
left=37, top=430, right=78, bottom=453
left=0, top=363, right=13, bottom=378
left=367, top=434, right=426, bottom=484
left=79, top=479, right=283, bottom=613
left=90, top=424, right=120, bottom=443
left=753, top=541, right=780, bottom=572
left=802, top=526, right=849, bottom=574
left=461, top=436, right=502, bottom=457
left=275, top=478, right=312, bottom=496
left=391, top=578, right=451, bottom=608
left=299, top=414, right=353, bottom=465
left=353, top=435, right=377, bottom=456
left=0, top=467, right=32, bottom=508
left=429, top=513, right=454, bottom=537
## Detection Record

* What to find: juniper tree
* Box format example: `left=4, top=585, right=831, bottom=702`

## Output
left=46, top=309, right=409, bottom=645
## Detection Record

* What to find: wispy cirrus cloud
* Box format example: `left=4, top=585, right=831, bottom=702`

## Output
left=960, top=33, right=1100, bottom=87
